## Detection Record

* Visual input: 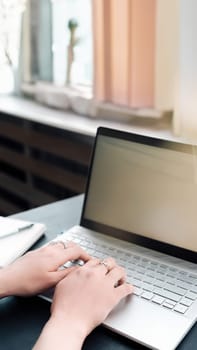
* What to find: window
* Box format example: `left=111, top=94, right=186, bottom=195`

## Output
left=2, top=0, right=197, bottom=139
left=0, top=0, right=25, bottom=93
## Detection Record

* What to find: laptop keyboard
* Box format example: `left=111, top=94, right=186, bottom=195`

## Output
left=56, top=226, right=197, bottom=316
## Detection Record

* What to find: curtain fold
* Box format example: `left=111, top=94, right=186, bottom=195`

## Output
left=155, top=0, right=179, bottom=111
left=21, top=0, right=32, bottom=83
left=173, top=0, right=197, bottom=140
left=92, top=0, right=156, bottom=108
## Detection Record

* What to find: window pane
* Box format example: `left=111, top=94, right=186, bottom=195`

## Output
left=52, top=0, right=93, bottom=87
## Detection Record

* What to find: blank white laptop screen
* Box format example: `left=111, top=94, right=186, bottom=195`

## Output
left=83, top=133, right=197, bottom=254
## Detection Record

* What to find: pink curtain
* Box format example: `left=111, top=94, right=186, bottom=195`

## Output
left=92, top=0, right=156, bottom=108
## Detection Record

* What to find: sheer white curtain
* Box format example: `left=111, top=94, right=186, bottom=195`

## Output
left=0, top=0, right=26, bottom=93
left=173, top=0, right=197, bottom=141
left=21, top=0, right=31, bottom=83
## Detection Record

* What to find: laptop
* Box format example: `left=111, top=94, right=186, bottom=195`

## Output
left=40, top=127, right=197, bottom=350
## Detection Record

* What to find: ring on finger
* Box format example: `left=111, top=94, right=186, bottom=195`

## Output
left=99, top=259, right=111, bottom=273
left=49, top=240, right=68, bottom=249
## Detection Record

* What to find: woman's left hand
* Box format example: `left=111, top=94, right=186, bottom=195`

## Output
left=0, top=241, right=91, bottom=297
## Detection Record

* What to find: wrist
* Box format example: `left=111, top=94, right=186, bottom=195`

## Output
left=50, top=313, right=88, bottom=342
left=0, top=267, right=13, bottom=298
left=33, top=315, right=87, bottom=350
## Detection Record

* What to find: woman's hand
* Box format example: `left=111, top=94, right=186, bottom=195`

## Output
left=33, top=257, right=133, bottom=350
left=51, top=257, right=133, bottom=335
left=0, top=241, right=91, bottom=297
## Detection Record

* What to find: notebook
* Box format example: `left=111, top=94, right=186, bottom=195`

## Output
left=0, top=217, right=45, bottom=267
left=40, top=127, right=197, bottom=350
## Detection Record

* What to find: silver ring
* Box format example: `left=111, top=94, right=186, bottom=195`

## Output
left=99, top=259, right=110, bottom=273
left=49, top=240, right=68, bottom=249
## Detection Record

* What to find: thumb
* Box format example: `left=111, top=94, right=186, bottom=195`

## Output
left=53, top=266, right=78, bottom=283
left=115, top=283, right=133, bottom=300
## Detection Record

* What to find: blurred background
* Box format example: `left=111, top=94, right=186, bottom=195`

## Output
left=0, top=0, right=93, bottom=92
left=0, top=0, right=197, bottom=216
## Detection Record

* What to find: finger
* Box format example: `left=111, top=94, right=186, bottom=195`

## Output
left=55, top=245, right=91, bottom=267
left=39, top=240, right=75, bottom=252
left=52, top=265, right=78, bottom=284
left=107, top=266, right=126, bottom=285
left=48, top=240, right=75, bottom=249
left=97, top=257, right=116, bottom=274
left=82, top=258, right=100, bottom=268
left=43, top=241, right=91, bottom=268
left=114, top=274, right=127, bottom=287
left=115, top=282, right=133, bottom=300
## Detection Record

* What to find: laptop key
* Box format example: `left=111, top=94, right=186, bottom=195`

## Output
left=154, top=280, right=164, bottom=288
left=133, top=272, right=144, bottom=280
left=143, top=276, right=155, bottom=284
left=133, top=279, right=142, bottom=288
left=94, top=252, right=105, bottom=259
left=163, top=302, right=174, bottom=309
left=185, top=291, right=197, bottom=300
left=174, top=304, right=188, bottom=314
left=157, top=268, right=166, bottom=275
left=146, top=271, right=155, bottom=278
left=164, top=299, right=176, bottom=307
left=180, top=297, right=193, bottom=307
left=80, top=240, right=89, bottom=247
left=127, top=277, right=142, bottom=288
left=136, top=266, right=146, bottom=274
left=165, top=276, right=176, bottom=285
left=155, top=272, right=164, bottom=280
left=142, top=282, right=154, bottom=292
left=133, top=287, right=143, bottom=296
left=127, top=263, right=136, bottom=271
left=152, top=295, right=165, bottom=304
left=73, top=238, right=81, bottom=243
left=86, top=248, right=95, bottom=255
left=138, top=262, right=147, bottom=268
left=177, top=275, right=196, bottom=284
left=176, top=281, right=191, bottom=290
left=190, top=285, right=197, bottom=293
left=164, top=283, right=186, bottom=296
left=169, top=267, right=178, bottom=272
left=87, top=242, right=97, bottom=249
left=154, top=287, right=181, bottom=302
left=141, top=291, right=154, bottom=300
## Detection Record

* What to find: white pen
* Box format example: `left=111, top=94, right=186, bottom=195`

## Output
left=0, top=223, right=34, bottom=239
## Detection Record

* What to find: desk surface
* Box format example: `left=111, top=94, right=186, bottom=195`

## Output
left=0, top=195, right=196, bottom=350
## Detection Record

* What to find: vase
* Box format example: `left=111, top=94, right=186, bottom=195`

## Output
left=0, top=64, right=15, bottom=95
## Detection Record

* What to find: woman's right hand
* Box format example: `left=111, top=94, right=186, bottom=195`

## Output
left=51, top=257, right=133, bottom=337
left=33, top=257, right=133, bottom=350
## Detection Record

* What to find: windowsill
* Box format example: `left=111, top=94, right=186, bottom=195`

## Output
left=0, top=95, right=177, bottom=146
left=22, top=81, right=172, bottom=123
left=0, top=93, right=174, bottom=141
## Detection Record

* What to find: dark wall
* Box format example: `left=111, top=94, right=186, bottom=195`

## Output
left=0, top=112, right=93, bottom=215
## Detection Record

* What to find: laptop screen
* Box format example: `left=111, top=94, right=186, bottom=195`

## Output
left=81, top=128, right=197, bottom=262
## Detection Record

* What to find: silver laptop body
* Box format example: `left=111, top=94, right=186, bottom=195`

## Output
left=40, top=127, right=197, bottom=350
